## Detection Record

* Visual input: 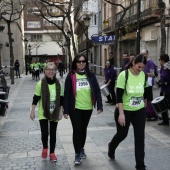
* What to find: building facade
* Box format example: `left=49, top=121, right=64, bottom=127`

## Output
left=24, top=1, right=65, bottom=64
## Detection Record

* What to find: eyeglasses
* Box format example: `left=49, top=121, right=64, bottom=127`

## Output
left=77, top=60, right=86, bottom=64
left=46, top=69, right=55, bottom=72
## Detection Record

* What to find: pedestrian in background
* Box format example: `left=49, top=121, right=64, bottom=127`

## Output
left=108, top=54, right=148, bottom=170
left=30, top=62, right=64, bottom=162
left=157, top=54, right=170, bottom=125
left=108, top=52, right=114, bottom=66
left=104, top=60, right=117, bottom=105
left=121, top=53, right=130, bottom=71
left=64, top=54, right=103, bottom=165
left=125, top=54, right=135, bottom=70
left=58, top=61, right=64, bottom=78
left=14, top=60, right=21, bottom=78
left=30, top=61, right=35, bottom=80
left=141, top=49, right=158, bottom=121
left=34, top=61, right=40, bottom=81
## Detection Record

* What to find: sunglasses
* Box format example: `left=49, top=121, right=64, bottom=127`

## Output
left=77, top=60, right=86, bottom=64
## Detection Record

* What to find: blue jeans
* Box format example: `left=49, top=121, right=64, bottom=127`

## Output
left=110, top=107, right=146, bottom=169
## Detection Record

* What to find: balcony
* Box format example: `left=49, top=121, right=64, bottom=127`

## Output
left=116, top=1, right=160, bottom=28
left=103, top=17, right=116, bottom=33
left=78, top=39, right=92, bottom=53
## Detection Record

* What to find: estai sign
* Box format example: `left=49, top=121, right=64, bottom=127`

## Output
left=91, top=35, right=115, bottom=44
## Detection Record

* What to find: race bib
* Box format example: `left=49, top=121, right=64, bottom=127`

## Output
left=129, top=97, right=143, bottom=107
left=76, top=78, right=90, bottom=90
left=50, top=101, right=55, bottom=113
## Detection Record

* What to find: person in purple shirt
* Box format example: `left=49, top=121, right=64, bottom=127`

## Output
left=157, top=54, right=170, bottom=125
left=141, top=49, right=158, bottom=121
left=104, top=61, right=117, bottom=105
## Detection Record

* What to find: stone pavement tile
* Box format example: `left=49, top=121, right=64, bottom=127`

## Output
left=59, top=135, right=92, bottom=144
left=8, top=152, right=27, bottom=159
left=67, top=153, right=113, bottom=170
left=0, top=156, right=70, bottom=170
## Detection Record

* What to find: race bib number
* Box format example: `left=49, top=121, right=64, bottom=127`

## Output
left=129, top=97, right=143, bottom=107
left=50, top=101, right=55, bottom=113
left=76, top=78, right=90, bottom=90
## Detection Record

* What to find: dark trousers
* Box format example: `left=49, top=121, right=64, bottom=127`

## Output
left=35, top=70, right=40, bottom=80
left=160, top=91, right=170, bottom=123
left=39, top=119, right=58, bottom=153
left=69, top=109, right=93, bottom=154
left=108, top=81, right=116, bottom=103
left=106, top=81, right=116, bottom=103
left=15, top=69, right=20, bottom=78
left=59, top=70, right=63, bottom=78
left=146, top=86, right=157, bottom=118
left=110, top=107, right=146, bottom=169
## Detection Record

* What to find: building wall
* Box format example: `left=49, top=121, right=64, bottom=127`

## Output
left=0, top=19, right=24, bottom=74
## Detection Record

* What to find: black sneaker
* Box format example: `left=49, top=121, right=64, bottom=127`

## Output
left=158, top=121, right=169, bottom=126
left=74, top=154, right=81, bottom=165
left=80, top=148, right=87, bottom=159
left=108, top=142, right=115, bottom=159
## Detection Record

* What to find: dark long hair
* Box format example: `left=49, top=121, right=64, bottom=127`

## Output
left=71, top=54, right=90, bottom=72
left=126, top=54, right=147, bottom=69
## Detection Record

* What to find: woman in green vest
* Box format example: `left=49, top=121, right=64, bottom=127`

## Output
left=30, top=62, right=64, bottom=162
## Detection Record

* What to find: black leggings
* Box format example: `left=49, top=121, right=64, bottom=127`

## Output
left=69, top=109, right=93, bottom=154
left=35, top=70, right=39, bottom=79
left=110, top=107, right=146, bottom=169
left=39, top=119, right=58, bottom=153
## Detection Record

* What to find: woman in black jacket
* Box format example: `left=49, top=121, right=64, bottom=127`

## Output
left=64, top=54, right=103, bottom=165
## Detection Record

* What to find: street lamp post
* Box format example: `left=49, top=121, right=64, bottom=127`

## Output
left=136, top=0, right=141, bottom=54
left=83, top=16, right=91, bottom=60
left=24, top=38, right=28, bottom=74
left=36, top=45, right=40, bottom=62
left=28, top=44, right=31, bottom=59
left=66, top=30, right=72, bottom=67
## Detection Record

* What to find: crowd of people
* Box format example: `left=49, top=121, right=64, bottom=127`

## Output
left=29, top=50, right=170, bottom=170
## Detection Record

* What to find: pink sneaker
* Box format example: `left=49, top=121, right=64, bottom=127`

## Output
left=50, top=153, right=57, bottom=162
left=42, top=148, right=48, bottom=159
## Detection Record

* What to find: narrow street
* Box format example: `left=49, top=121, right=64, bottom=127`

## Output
left=0, top=73, right=170, bottom=170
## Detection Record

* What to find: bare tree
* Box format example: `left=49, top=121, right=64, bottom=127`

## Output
left=25, top=0, right=81, bottom=65
left=0, top=0, right=25, bottom=84
left=104, top=0, right=131, bottom=67
left=158, top=0, right=166, bottom=55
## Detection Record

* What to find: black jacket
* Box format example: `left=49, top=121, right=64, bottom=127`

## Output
left=63, top=70, right=103, bottom=114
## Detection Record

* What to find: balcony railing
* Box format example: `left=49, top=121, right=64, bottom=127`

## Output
left=116, top=1, right=159, bottom=28
left=103, top=17, right=116, bottom=33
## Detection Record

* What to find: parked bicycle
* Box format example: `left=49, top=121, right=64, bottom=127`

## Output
left=0, top=66, right=10, bottom=116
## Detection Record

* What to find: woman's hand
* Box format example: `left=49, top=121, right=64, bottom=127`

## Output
left=97, top=110, right=103, bottom=114
left=30, top=110, right=35, bottom=121
left=64, top=114, right=69, bottom=119
left=118, top=113, right=125, bottom=126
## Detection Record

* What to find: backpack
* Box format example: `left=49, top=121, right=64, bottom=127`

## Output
left=124, top=70, right=148, bottom=95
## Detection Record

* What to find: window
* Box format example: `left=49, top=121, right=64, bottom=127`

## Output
left=44, top=18, right=63, bottom=26
left=31, top=34, right=42, bottom=41
left=27, top=21, right=41, bottom=28
left=94, top=14, right=97, bottom=25
left=50, top=33, right=63, bottom=41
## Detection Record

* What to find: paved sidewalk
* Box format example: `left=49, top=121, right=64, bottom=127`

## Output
left=0, top=73, right=170, bottom=170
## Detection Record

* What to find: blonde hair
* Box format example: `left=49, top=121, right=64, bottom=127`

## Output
left=45, top=62, right=57, bottom=71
